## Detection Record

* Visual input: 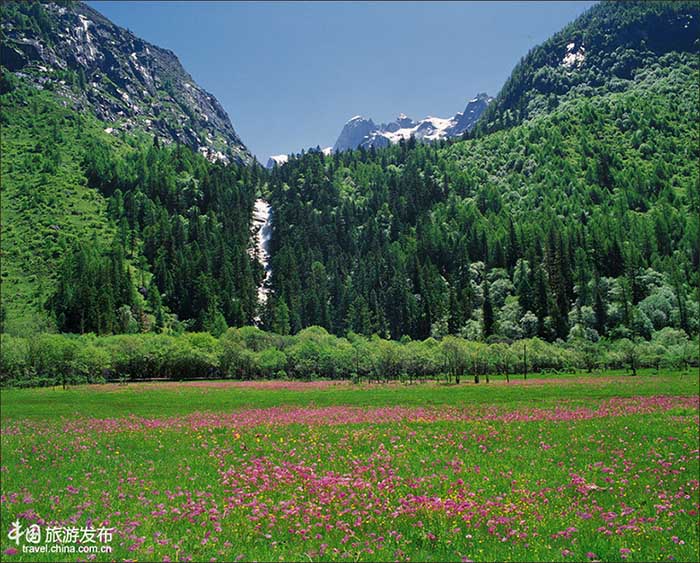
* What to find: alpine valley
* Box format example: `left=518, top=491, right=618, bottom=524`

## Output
left=1, top=0, right=698, bottom=348
left=2, top=3, right=700, bottom=562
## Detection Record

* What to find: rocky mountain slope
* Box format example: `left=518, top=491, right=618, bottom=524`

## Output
left=1, top=0, right=251, bottom=164
left=0, top=1, right=258, bottom=332
left=333, top=93, right=492, bottom=152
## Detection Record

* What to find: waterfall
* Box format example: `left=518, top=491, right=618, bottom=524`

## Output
left=252, top=198, right=273, bottom=317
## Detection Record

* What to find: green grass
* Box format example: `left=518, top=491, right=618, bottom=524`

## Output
left=1, top=370, right=697, bottom=421
left=1, top=372, right=698, bottom=561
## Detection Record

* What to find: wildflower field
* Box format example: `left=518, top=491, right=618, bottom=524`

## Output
left=1, top=373, right=699, bottom=562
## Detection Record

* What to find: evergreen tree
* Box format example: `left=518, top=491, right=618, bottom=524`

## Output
left=482, top=281, right=494, bottom=338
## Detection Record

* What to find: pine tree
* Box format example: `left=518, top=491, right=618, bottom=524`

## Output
left=593, top=274, right=607, bottom=336
left=270, top=299, right=291, bottom=336
left=534, top=266, right=549, bottom=337
left=482, top=280, right=494, bottom=338
left=147, top=282, right=164, bottom=331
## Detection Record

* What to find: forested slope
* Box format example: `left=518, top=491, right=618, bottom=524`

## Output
left=0, top=79, right=119, bottom=332
left=0, top=77, right=264, bottom=334
left=264, top=35, right=699, bottom=342
left=475, top=0, right=699, bottom=134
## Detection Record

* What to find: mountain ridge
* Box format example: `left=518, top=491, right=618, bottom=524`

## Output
left=476, top=0, right=700, bottom=135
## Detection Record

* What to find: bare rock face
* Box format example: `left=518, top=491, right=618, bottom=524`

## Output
left=332, top=115, right=379, bottom=153
left=446, top=93, right=493, bottom=137
left=1, top=1, right=252, bottom=164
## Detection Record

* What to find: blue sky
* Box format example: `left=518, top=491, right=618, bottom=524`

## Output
left=88, top=1, right=595, bottom=161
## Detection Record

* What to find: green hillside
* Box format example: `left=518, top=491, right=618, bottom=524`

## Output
left=0, top=77, right=120, bottom=332
left=476, top=0, right=700, bottom=134
left=1, top=0, right=261, bottom=334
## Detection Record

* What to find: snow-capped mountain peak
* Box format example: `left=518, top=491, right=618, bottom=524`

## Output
left=333, top=93, right=493, bottom=153
left=266, top=94, right=492, bottom=166
left=333, top=115, right=379, bottom=153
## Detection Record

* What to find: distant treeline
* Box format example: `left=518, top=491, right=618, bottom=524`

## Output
left=1, top=326, right=697, bottom=388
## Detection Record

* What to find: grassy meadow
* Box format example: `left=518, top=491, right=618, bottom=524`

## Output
left=1, top=372, right=699, bottom=562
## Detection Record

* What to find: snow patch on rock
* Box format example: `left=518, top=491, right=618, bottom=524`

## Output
left=562, top=42, right=585, bottom=68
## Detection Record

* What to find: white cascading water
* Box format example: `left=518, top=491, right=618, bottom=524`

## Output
left=251, top=198, right=273, bottom=317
